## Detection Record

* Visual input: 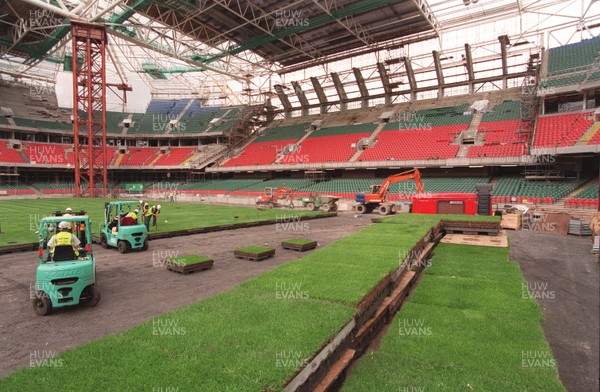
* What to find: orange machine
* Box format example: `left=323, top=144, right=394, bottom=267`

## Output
left=355, top=169, right=424, bottom=215
left=256, top=187, right=294, bottom=208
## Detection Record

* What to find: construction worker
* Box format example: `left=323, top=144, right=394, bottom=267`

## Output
left=78, top=220, right=87, bottom=247
left=141, top=200, right=150, bottom=215
left=47, top=221, right=80, bottom=260
left=143, top=204, right=154, bottom=230
left=63, top=208, right=76, bottom=231
left=151, top=204, right=161, bottom=229
left=126, top=208, right=139, bottom=222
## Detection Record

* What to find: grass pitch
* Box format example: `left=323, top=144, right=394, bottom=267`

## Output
left=0, top=198, right=321, bottom=246
left=341, top=243, right=564, bottom=391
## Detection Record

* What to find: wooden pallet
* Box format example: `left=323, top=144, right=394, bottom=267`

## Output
left=281, top=240, right=317, bottom=252
left=166, top=259, right=214, bottom=274
left=568, top=219, right=592, bottom=236
left=445, top=228, right=500, bottom=235
left=234, top=249, right=275, bottom=261
left=442, top=221, right=501, bottom=235
left=500, top=214, right=521, bottom=230
left=441, top=233, right=508, bottom=248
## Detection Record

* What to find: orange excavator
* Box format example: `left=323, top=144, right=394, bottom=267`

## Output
left=355, top=168, right=424, bottom=215
left=256, top=186, right=294, bottom=208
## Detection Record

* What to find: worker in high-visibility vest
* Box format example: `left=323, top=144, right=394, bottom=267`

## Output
left=140, top=200, right=149, bottom=215
left=143, top=204, right=153, bottom=230
left=126, top=208, right=139, bottom=222
left=151, top=205, right=161, bottom=229
left=47, top=221, right=80, bottom=259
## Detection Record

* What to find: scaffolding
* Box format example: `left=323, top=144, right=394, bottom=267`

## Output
left=304, top=170, right=328, bottom=185
left=71, top=21, right=108, bottom=198
left=0, top=166, right=20, bottom=187
left=519, top=51, right=541, bottom=134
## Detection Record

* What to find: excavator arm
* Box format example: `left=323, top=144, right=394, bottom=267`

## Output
left=355, top=168, right=424, bottom=214
left=377, top=168, right=423, bottom=201
left=274, top=187, right=293, bottom=200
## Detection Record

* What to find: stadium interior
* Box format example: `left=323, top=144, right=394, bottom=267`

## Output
left=0, top=0, right=598, bottom=210
left=0, top=1, right=599, bottom=391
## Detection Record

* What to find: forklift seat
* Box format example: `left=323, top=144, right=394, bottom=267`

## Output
left=52, top=245, right=76, bottom=262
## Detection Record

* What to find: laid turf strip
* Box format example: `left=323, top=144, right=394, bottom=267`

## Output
left=1, top=214, right=563, bottom=391
left=0, top=198, right=322, bottom=246
left=2, top=287, right=353, bottom=391
left=341, top=243, right=565, bottom=392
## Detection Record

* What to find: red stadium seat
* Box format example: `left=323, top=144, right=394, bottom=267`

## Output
left=533, top=111, right=594, bottom=148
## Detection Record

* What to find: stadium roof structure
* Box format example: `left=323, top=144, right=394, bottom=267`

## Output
left=0, top=0, right=599, bottom=107
left=123, top=0, right=439, bottom=67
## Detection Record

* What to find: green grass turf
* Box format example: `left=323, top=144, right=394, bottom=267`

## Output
left=167, top=254, right=212, bottom=266
left=281, top=238, right=316, bottom=246
left=242, top=214, right=500, bottom=306
left=0, top=198, right=322, bottom=246
left=0, top=286, right=355, bottom=391
left=235, top=245, right=275, bottom=254
left=3, top=213, right=560, bottom=392
left=341, top=243, right=565, bottom=391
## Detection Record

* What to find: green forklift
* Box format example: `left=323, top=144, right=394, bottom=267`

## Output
left=99, top=201, right=148, bottom=253
left=32, top=215, right=100, bottom=316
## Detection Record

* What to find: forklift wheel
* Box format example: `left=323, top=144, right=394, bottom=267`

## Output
left=322, top=203, right=331, bottom=212
left=100, top=234, right=108, bottom=249
left=306, top=202, right=316, bottom=211
left=82, top=285, right=101, bottom=307
left=355, top=204, right=367, bottom=214
left=141, top=239, right=149, bottom=251
left=117, top=240, right=128, bottom=254
left=32, top=292, right=52, bottom=316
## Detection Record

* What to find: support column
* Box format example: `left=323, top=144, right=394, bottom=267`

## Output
left=274, top=84, right=292, bottom=119
left=310, top=77, right=328, bottom=114
left=292, top=81, right=310, bottom=117
left=353, top=68, right=369, bottom=109
left=464, top=44, right=475, bottom=94
left=401, top=56, right=417, bottom=101
left=377, top=62, right=392, bottom=105
left=432, top=50, right=445, bottom=98
left=498, top=35, right=510, bottom=90
left=331, top=72, right=348, bottom=111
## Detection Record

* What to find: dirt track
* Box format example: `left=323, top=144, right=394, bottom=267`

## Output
left=0, top=213, right=370, bottom=377
left=509, top=230, right=599, bottom=392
